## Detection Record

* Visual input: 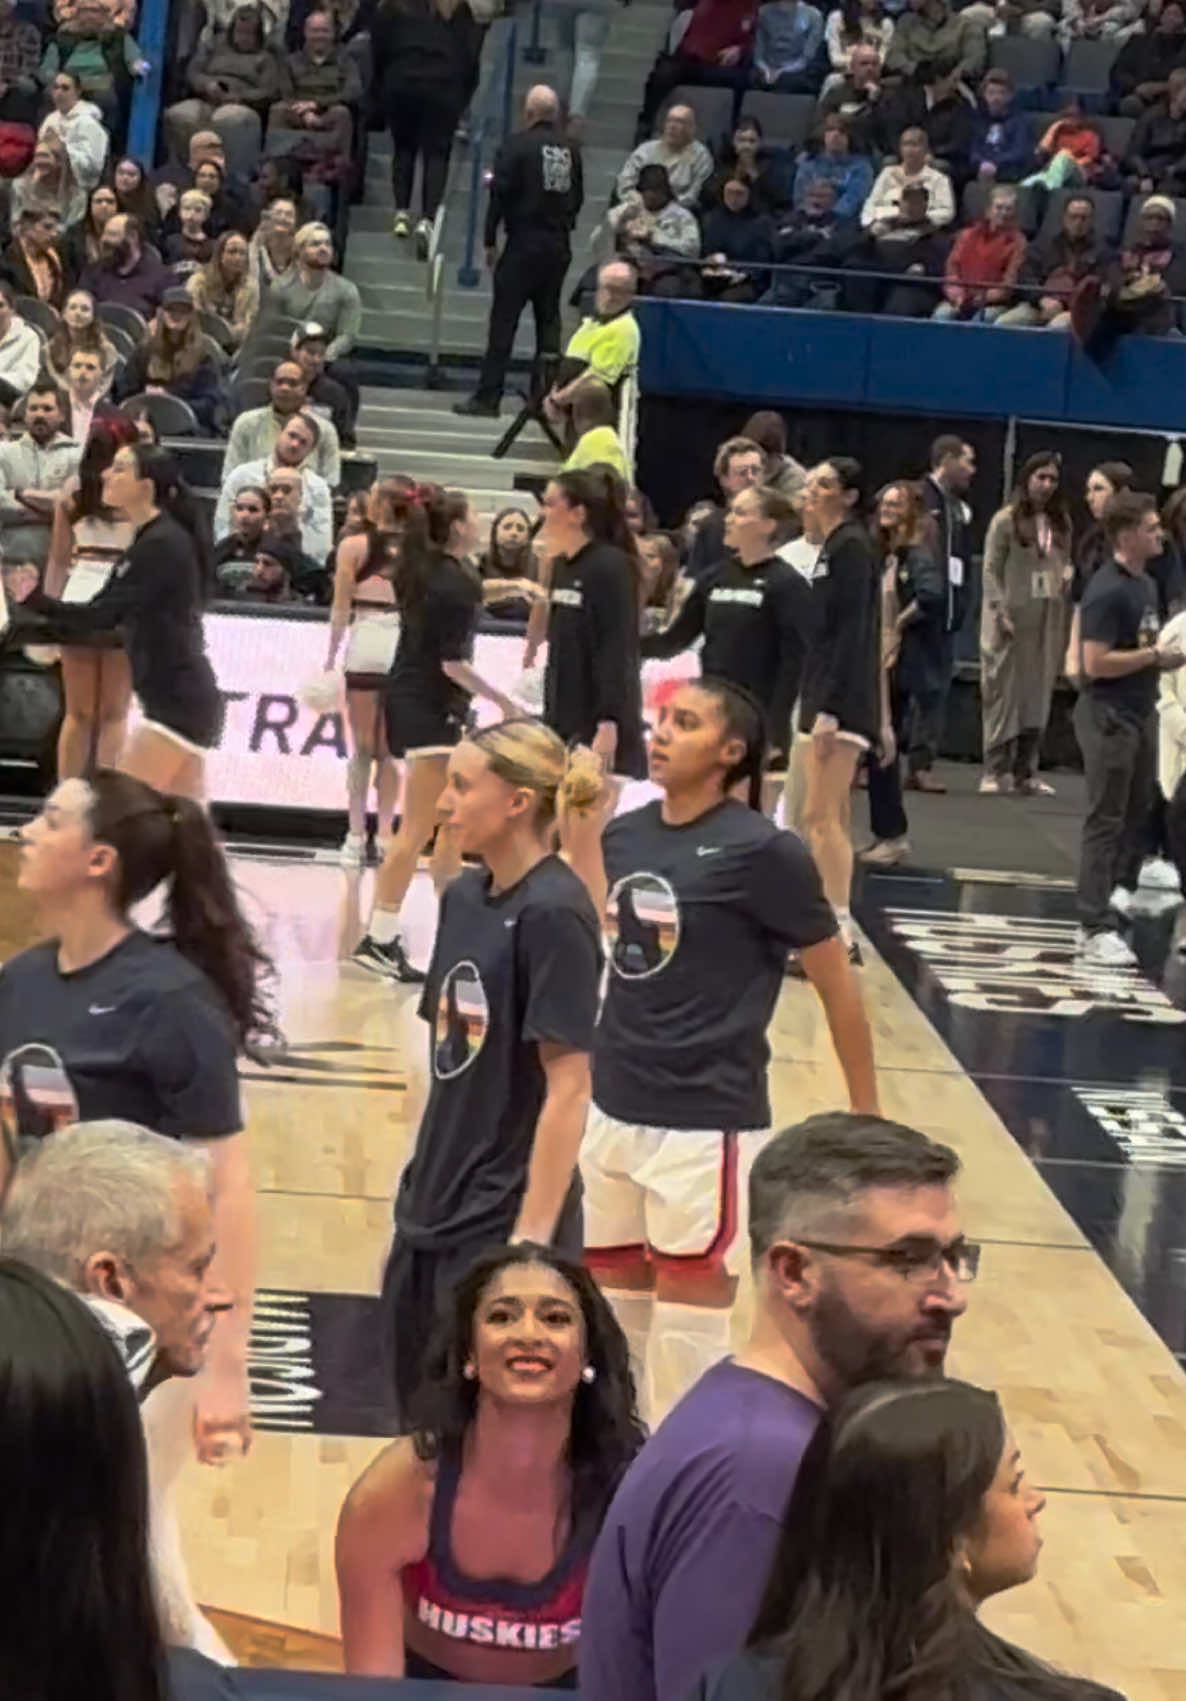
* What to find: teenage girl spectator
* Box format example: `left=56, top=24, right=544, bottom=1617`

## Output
left=249, top=193, right=299, bottom=291
left=0, top=1262, right=240, bottom=1701
left=187, top=229, right=259, bottom=348
left=373, top=0, right=482, bottom=256
left=979, top=451, right=1071, bottom=796
left=10, top=132, right=83, bottom=226
left=351, top=485, right=522, bottom=983
left=325, top=474, right=407, bottom=868
left=702, top=117, right=792, bottom=217
left=534, top=467, right=647, bottom=779
left=42, top=415, right=141, bottom=780
left=694, top=1379, right=1108, bottom=1701
left=116, top=289, right=226, bottom=436
left=111, top=153, right=161, bottom=237
left=864, top=479, right=943, bottom=868
left=61, top=182, right=119, bottom=276
left=213, top=481, right=272, bottom=586
left=638, top=530, right=681, bottom=633
left=479, top=504, right=537, bottom=622
left=338, top=1242, right=644, bottom=1677
left=44, top=287, right=118, bottom=392
left=825, top=0, right=893, bottom=71
left=162, top=188, right=214, bottom=277
left=700, top=176, right=775, bottom=302
left=5, top=444, right=224, bottom=800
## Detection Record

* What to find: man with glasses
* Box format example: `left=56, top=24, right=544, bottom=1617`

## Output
left=581, top=1110, right=971, bottom=1701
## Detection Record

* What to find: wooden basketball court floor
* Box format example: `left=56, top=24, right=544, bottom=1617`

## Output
left=3, top=837, right=1186, bottom=1697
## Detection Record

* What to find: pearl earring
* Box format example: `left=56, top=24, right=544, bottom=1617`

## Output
left=462, top=1361, right=477, bottom=1381
left=581, top=1365, right=596, bottom=1384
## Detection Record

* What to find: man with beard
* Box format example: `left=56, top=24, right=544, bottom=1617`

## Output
left=0, top=377, right=79, bottom=569
left=80, top=212, right=175, bottom=318
left=580, top=1111, right=969, bottom=1701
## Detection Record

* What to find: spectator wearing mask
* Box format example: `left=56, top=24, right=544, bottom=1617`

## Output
left=637, top=0, right=759, bottom=136
left=0, top=379, right=81, bottom=566
left=997, top=191, right=1110, bottom=326
left=115, top=288, right=226, bottom=435
left=167, top=4, right=285, bottom=183
left=372, top=0, right=481, bottom=256
left=932, top=183, right=1024, bottom=320
left=223, top=355, right=341, bottom=483
left=700, top=174, right=775, bottom=299
left=815, top=41, right=891, bottom=156
left=968, top=67, right=1032, bottom=183
left=1125, top=65, right=1186, bottom=193
left=38, top=0, right=149, bottom=132
left=754, top=0, right=825, bottom=90
left=1111, top=0, right=1186, bottom=116
left=264, top=220, right=362, bottom=363
left=793, top=111, right=874, bottom=221
left=289, top=319, right=354, bottom=443
left=0, top=279, right=44, bottom=401
left=39, top=67, right=108, bottom=190
left=11, top=132, right=84, bottom=227
left=618, top=102, right=715, bottom=209
left=187, top=229, right=259, bottom=348
left=269, top=7, right=363, bottom=190
left=580, top=1112, right=968, bottom=1701
left=702, top=116, right=793, bottom=216
left=861, top=124, right=954, bottom=231
left=562, top=379, right=630, bottom=479
left=2, top=207, right=68, bottom=308
left=45, top=286, right=118, bottom=390
left=216, top=411, right=333, bottom=558
left=825, top=0, right=893, bottom=73
left=0, top=0, right=43, bottom=126
left=884, top=0, right=986, bottom=86
left=80, top=212, right=175, bottom=317
left=162, top=188, right=214, bottom=278
left=608, top=162, right=701, bottom=296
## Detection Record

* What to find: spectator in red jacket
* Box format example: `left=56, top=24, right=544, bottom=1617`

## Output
left=932, top=183, right=1025, bottom=320
left=638, top=0, right=758, bottom=137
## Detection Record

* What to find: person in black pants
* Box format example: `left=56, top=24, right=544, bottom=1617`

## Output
left=454, top=85, right=583, bottom=418
left=915, top=433, right=975, bottom=792
left=373, top=0, right=481, bottom=257
left=1075, top=490, right=1186, bottom=968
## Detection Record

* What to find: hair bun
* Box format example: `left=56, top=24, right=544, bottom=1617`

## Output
left=561, top=745, right=607, bottom=813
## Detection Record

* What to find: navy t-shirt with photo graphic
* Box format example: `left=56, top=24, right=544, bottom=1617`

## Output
left=593, top=801, right=837, bottom=1132
left=394, top=856, right=603, bottom=1250
left=0, top=930, right=241, bottom=1151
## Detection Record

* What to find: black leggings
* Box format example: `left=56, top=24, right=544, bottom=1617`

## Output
left=387, top=86, right=463, bottom=219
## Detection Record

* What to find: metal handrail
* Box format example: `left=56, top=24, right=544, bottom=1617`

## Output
left=425, top=200, right=448, bottom=379
left=458, top=8, right=524, bottom=286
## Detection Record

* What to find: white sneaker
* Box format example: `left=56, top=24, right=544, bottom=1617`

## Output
left=860, top=836, right=910, bottom=866
left=1109, top=884, right=1135, bottom=918
left=1139, top=856, right=1181, bottom=892
left=979, top=774, right=1013, bottom=794
left=338, top=832, right=364, bottom=868
left=1078, top=929, right=1137, bottom=967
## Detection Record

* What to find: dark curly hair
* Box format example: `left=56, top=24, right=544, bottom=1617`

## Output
left=408, top=1242, right=645, bottom=1529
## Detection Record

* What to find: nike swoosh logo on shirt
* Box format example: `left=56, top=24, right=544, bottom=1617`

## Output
left=89, top=1003, right=118, bottom=1015
left=696, top=847, right=722, bottom=857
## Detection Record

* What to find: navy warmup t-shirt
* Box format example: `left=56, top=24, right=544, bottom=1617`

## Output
left=395, top=855, right=602, bottom=1249
left=0, top=930, right=241, bottom=1149
left=593, top=800, right=836, bottom=1131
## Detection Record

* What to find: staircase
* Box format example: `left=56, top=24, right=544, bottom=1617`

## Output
left=345, top=0, right=669, bottom=505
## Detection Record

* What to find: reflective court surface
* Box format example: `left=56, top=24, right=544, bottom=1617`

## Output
left=2, top=839, right=1186, bottom=1696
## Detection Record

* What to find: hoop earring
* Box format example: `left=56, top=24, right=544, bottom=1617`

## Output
left=580, top=1365, right=596, bottom=1385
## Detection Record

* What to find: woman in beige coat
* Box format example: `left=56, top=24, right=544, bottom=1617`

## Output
left=979, top=451, right=1072, bottom=795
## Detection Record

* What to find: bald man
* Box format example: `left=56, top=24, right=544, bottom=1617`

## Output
left=455, top=83, right=584, bottom=417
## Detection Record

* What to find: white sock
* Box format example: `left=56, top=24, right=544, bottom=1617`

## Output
left=835, top=907, right=853, bottom=944
left=647, top=1301, right=733, bottom=1424
left=370, top=906, right=400, bottom=945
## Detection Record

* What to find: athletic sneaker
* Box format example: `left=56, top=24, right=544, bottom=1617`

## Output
left=1016, top=776, right=1056, bottom=796
left=1109, top=884, right=1135, bottom=919
left=979, top=774, right=1013, bottom=794
left=415, top=217, right=432, bottom=259
left=1077, top=929, right=1137, bottom=967
left=860, top=836, right=909, bottom=867
left=351, top=933, right=426, bottom=983
left=392, top=210, right=411, bottom=239
left=847, top=938, right=864, bottom=967
left=1140, top=857, right=1182, bottom=892
left=338, top=832, right=364, bottom=868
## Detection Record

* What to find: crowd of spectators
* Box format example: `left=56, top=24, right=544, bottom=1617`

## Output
left=612, top=0, right=1186, bottom=335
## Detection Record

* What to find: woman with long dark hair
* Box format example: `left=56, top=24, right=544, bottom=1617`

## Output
left=694, top=1378, right=1111, bottom=1701
left=337, top=1241, right=644, bottom=1684
left=479, top=505, right=538, bottom=623
left=0, top=1258, right=239, bottom=1701
left=45, top=284, right=119, bottom=389
left=533, top=466, right=647, bottom=780
left=5, top=442, right=222, bottom=800
left=351, top=483, right=522, bottom=981
left=116, top=289, right=225, bottom=436
left=562, top=676, right=875, bottom=1398
left=42, top=412, right=142, bottom=780
left=112, top=154, right=162, bottom=235
left=187, top=229, right=259, bottom=349
left=980, top=451, right=1072, bottom=796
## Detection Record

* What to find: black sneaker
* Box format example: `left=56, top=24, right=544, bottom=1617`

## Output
left=452, top=395, right=500, bottom=417
left=351, top=934, right=426, bottom=983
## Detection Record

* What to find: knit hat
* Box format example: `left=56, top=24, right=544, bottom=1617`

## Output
left=1142, top=194, right=1176, bottom=219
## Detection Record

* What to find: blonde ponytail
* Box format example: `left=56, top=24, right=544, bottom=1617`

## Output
left=470, top=718, right=601, bottom=829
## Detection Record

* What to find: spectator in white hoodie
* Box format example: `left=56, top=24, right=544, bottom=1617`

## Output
left=38, top=68, right=109, bottom=190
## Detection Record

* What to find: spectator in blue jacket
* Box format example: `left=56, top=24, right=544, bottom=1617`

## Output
left=969, top=68, right=1033, bottom=183
left=755, top=0, right=825, bottom=89
left=792, top=111, right=874, bottom=219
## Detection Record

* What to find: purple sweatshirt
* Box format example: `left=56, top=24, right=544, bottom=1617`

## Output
left=579, top=1360, right=821, bottom=1701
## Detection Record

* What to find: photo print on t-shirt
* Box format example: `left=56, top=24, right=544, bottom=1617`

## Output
left=605, top=873, right=680, bottom=980
left=433, top=961, right=490, bottom=1080
left=0, top=1042, right=80, bottom=1160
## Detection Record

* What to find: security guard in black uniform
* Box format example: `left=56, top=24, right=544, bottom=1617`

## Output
left=454, top=85, right=584, bottom=417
